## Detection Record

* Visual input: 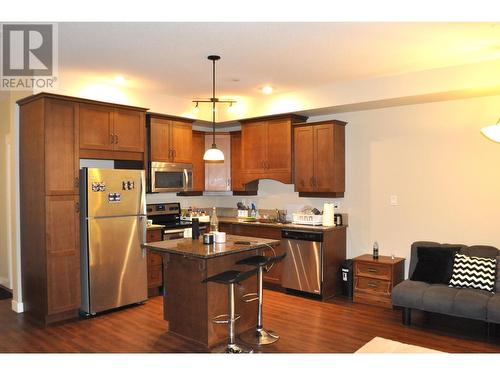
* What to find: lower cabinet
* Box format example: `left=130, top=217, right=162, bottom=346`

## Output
left=146, top=228, right=163, bottom=296
left=45, top=195, right=81, bottom=317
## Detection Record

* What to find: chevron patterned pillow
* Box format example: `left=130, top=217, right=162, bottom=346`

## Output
left=449, top=253, right=497, bottom=292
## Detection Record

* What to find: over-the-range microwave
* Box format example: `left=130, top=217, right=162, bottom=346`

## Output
left=150, top=162, right=193, bottom=193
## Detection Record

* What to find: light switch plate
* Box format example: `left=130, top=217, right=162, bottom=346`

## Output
left=390, top=195, right=399, bottom=206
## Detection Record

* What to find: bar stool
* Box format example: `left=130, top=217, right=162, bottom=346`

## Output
left=202, top=268, right=258, bottom=353
left=236, top=251, right=287, bottom=345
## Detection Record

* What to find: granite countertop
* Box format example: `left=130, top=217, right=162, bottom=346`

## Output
left=142, top=234, right=280, bottom=259
left=218, top=217, right=347, bottom=232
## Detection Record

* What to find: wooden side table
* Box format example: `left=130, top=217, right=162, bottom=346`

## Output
left=353, top=254, right=405, bottom=308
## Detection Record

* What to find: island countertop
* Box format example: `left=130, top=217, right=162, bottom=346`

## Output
left=142, top=234, right=280, bottom=259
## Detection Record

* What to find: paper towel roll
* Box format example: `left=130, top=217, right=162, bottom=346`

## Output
left=322, top=203, right=335, bottom=227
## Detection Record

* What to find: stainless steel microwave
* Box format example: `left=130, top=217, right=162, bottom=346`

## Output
left=150, top=162, right=193, bottom=193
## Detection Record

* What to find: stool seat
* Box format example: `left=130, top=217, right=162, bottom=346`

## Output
left=202, top=267, right=258, bottom=354
left=236, top=252, right=286, bottom=267
left=202, top=268, right=257, bottom=285
left=235, top=255, right=268, bottom=267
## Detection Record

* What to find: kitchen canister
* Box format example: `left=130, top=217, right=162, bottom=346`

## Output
left=322, top=203, right=335, bottom=227
left=214, top=231, right=226, bottom=243
left=203, top=233, right=214, bottom=244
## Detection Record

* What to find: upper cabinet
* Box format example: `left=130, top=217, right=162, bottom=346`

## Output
left=44, top=98, right=79, bottom=195
left=148, top=114, right=193, bottom=164
left=79, top=103, right=146, bottom=157
left=294, top=120, right=346, bottom=197
left=230, top=131, right=258, bottom=195
left=191, top=131, right=205, bottom=192
left=240, top=115, right=307, bottom=185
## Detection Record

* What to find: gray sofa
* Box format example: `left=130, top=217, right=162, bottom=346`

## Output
left=392, top=241, right=500, bottom=329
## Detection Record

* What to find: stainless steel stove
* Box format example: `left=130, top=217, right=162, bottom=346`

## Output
left=147, top=202, right=206, bottom=240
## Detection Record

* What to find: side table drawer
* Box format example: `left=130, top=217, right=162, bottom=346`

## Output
left=355, top=276, right=390, bottom=295
left=355, top=261, right=391, bottom=280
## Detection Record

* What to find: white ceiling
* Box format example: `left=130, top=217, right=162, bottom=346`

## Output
left=59, top=22, right=500, bottom=100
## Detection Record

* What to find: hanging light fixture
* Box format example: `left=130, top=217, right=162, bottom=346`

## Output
left=194, top=55, right=236, bottom=162
left=481, top=117, right=500, bottom=143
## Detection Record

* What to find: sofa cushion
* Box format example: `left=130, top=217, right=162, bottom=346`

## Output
left=449, top=253, right=496, bottom=292
left=410, top=246, right=461, bottom=284
left=452, top=288, right=491, bottom=320
left=392, top=280, right=430, bottom=309
left=487, top=295, right=500, bottom=323
left=460, top=245, right=499, bottom=259
left=422, top=285, right=459, bottom=314
left=408, top=242, right=466, bottom=278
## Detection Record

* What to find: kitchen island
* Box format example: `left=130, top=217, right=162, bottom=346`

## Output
left=142, top=235, right=280, bottom=348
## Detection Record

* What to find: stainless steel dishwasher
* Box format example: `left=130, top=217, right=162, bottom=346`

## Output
left=281, top=230, right=323, bottom=295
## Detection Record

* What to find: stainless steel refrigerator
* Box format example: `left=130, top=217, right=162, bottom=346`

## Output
left=80, top=168, right=147, bottom=315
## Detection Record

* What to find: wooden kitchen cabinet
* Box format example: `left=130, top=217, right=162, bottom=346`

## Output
left=294, top=120, right=346, bottom=197
left=230, top=131, right=258, bottom=195
left=205, top=133, right=231, bottom=192
left=240, top=115, right=307, bottom=185
left=18, top=93, right=84, bottom=325
left=46, top=195, right=81, bottom=315
left=44, top=98, right=79, bottom=195
left=146, top=227, right=163, bottom=296
left=191, top=131, right=205, bottom=192
left=79, top=103, right=146, bottom=156
left=148, top=114, right=193, bottom=164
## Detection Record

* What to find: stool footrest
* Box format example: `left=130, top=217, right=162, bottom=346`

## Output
left=241, top=292, right=259, bottom=303
left=212, top=313, right=241, bottom=324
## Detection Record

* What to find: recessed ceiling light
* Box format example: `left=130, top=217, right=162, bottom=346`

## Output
left=261, top=85, right=273, bottom=95
left=113, top=75, right=126, bottom=85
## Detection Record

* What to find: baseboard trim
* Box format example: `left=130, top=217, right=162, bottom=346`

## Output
left=11, top=300, right=24, bottom=313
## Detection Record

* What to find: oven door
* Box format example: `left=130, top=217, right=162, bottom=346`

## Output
left=151, top=162, right=193, bottom=192
left=163, top=228, right=186, bottom=240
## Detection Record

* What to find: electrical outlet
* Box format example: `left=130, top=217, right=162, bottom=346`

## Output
left=390, top=195, right=399, bottom=206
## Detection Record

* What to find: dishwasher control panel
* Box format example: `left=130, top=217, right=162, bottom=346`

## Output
left=281, top=230, right=323, bottom=242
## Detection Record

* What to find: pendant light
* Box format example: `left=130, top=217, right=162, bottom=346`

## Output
left=481, top=117, right=500, bottom=143
left=194, top=55, right=236, bottom=162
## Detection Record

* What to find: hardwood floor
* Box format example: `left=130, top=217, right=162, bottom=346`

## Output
left=0, top=290, right=499, bottom=353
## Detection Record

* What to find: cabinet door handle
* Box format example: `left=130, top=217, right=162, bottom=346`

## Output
left=367, top=267, right=378, bottom=273
left=367, top=281, right=378, bottom=288
left=74, top=177, right=79, bottom=188
left=110, top=134, right=114, bottom=144
left=75, top=202, right=80, bottom=213
left=115, top=134, right=119, bottom=144
left=173, top=149, right=176, bottom=160
left=168, top=149, right=172, bottom=160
